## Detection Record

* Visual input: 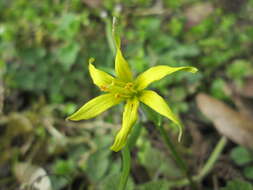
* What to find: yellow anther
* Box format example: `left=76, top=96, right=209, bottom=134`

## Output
left=100, top=85, right=108, bottom=92
left=114, top=93, right=121, bottom=98
left=124, top=82, right=133, bottom=89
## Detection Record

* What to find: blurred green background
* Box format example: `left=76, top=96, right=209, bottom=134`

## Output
left=1, top=0, right=253, bottom=189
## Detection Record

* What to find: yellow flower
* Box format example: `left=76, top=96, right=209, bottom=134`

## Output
left=67, top=29, right=198, bottom=152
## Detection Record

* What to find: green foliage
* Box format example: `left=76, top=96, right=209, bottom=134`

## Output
left=230, top=146, right=253, bottom=166
left=138, top=138, right=181, bottom=179
left=211, top=78, right=228, bottom=100
left=52, top=159, right=76, bottom=176
left=2, top=0, right=253, bottom=189
left=1, top=1, right=99, bottom=103
left=136, top=180, right=171, bottom=190
left=85, top=149, right=111, bottom=181
left=226, top=60, right=253, bottom=87
left=230, top=146, right=253, bottom=180
left=244, top=166, right=253, bottom=180
left=168, top=18, right=184, bottom=37
left=221, top=179, right=253, bottom=190
left=100, top=173, right=135, bottom=190
left=3, top=0, right=252, bottom=106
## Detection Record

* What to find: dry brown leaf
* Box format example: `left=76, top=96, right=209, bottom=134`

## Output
left=14, top=162, right=52, bottom=190
left=196, top=93, right=253, bottom=148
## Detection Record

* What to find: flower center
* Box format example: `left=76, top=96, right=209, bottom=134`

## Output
left=100, top=80, right=138, bottom=99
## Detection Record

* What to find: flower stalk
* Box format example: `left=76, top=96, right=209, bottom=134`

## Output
left=119, top=145, right=131, bottom=190
left=119, top=122, right=142, bottom=190
left=66, top=17, right=200, bottom=190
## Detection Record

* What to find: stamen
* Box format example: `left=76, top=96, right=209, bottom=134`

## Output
left=124, top=82, right=133, bottom=89
left=114, top=93, right=132, bottom=99
left=124, top=82, right=137, bottom=93
left=114, top=93, right=121, bottom=98
left=100, top=85, right=108, bottom=92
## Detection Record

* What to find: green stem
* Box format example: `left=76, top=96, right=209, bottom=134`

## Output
left=156, top=123, right=197, bottom=190
left=104, top=18, right=116, bottom=55
left=119, top=146, right=131, bottom=190
left=196, top=136, right=227, bottom=181
left=168, top=136, right=227, bottom=188
left=119, top=123, right=142, bottom=190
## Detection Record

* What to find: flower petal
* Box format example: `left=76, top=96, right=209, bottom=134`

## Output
left=89, top=60, right=115, bottom=88
left=112, top=25, right=133, bottom=82
left=110, top=97, right=139, bottom=152
left=139, top=90, right=183, bottom=140
left=114, top=47, right=133, bottom=82
left=134, top=65, right=198, bottom=90
left=67, top=93, right=122, bottom=121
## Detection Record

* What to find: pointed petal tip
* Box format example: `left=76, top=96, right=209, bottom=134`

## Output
left=89, top=57, right=95, bottom=64
left=110, top=145, right=120, bottom=152
left=177, top=129, right=183, bottom=142
left=65, top=115, right=77, bottom=121
left=110, top=139, right=123, bottom=152
left=191, top=67, right=198, bottom=73
left=135, top=65, right=199, bottom=90
left=110, top=132, right=126, bottom=152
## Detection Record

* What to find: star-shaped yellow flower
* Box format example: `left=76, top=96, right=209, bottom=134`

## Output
left=67, top=28, right=198, bottom=152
